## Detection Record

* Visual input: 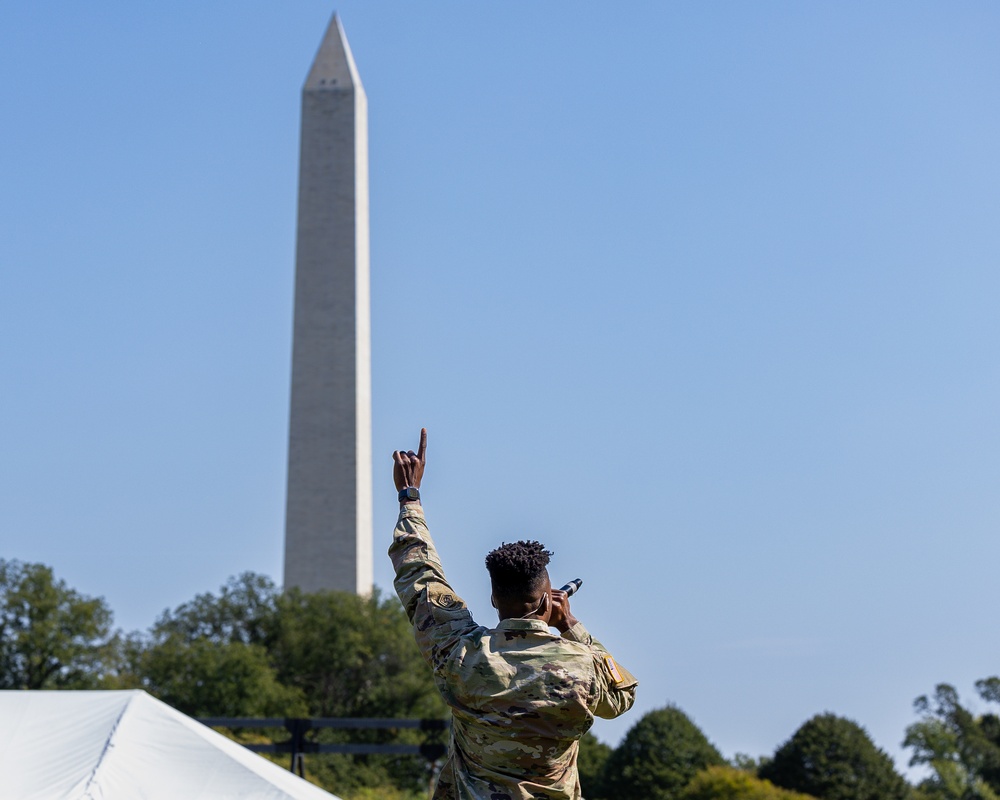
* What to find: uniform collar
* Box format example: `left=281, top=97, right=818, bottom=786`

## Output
left=497, top=618, right=550, bottom=633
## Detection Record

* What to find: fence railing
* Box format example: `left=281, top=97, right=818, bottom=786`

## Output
left=196, top=717, right=450, bottom=777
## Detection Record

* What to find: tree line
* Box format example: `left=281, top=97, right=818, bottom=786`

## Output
left=1, top=557, right=997, bottom=800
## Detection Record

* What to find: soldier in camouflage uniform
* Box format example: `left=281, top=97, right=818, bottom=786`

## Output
left=390, top=430, right=638, bottom=800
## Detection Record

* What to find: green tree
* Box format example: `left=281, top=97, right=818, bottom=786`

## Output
left=268, top=586, right=444, bottom=719
left=600, top=705, right=725, bottom=800
left=128, top=574, right=446, bottom=798
left=139, top=637, right=304, bottom=717
left=151, top=572, right=277, bottom=646
left=903, top=681, right=1000, bottom=800
left=133, top=572, right=300, bottom=717
left=680, top=765, right=818, bottom=800
left=578, top=731, right=613, bottom=799
left=732, top=752, right=772, bottom=774
left=265, top=587, right=448, bottom=799
left=0, top=558, right=116, bottom=689
left=759, top=713, right=911, bottom=800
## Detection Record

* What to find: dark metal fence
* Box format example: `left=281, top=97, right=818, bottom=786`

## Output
left=196, top=717, right=450, bottom=778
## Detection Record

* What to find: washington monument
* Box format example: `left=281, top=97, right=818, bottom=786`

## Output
left=284, top=15, right=372, bottom=595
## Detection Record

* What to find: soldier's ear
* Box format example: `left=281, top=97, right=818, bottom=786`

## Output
left=490, top=594, right=497, bottom=609
left=539, top=591, right=551, bottom=618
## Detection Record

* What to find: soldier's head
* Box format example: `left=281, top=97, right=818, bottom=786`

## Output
left=485, top=540, right=553, bottom=621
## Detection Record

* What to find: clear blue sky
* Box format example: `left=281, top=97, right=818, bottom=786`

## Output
left=3, top=0, right=999, bottom=777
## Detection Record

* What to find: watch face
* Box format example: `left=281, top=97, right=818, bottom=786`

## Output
left=401, top=487, right=420, bottom=500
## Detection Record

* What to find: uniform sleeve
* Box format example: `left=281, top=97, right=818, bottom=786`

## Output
left=388, top=504, right=481, bottom=676
left=562, top=622, right=638, bottom=719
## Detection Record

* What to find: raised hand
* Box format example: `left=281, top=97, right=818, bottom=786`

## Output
left=392, top=427, right=427, bottom=492
left=548, top=587, right=580, bottom=634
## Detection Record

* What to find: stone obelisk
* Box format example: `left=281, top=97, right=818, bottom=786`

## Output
left=284, top=14, right=372, bottom=595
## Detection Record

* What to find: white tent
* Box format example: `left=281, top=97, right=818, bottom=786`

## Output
left=0, top=690, right=342, bottom=800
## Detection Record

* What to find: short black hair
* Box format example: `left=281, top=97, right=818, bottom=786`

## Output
left=485, top=540, right=553, bottom=601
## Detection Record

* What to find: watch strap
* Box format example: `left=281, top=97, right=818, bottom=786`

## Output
left=398, top=487, right=420, bottom=502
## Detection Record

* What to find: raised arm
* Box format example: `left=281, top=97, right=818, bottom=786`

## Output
left=388, top=429, right=481, bottom=676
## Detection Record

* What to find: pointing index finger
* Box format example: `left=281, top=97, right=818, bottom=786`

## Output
left=417, top=428, right=427, bottom=461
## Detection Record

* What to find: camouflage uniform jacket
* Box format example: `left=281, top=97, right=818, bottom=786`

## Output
left=390, top=503, right=638, bottom=800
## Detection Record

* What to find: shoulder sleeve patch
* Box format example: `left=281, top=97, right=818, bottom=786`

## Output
left=426, top=585, right=471, bottom=622
left=604, top=655, right=625, bottom=685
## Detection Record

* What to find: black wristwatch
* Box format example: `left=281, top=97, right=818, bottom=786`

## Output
left=398, top=487, right=420, bottom=503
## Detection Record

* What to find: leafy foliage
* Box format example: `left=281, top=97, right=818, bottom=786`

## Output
left=680, top=765, right=818, bottom=799
left=338, top=786, right=426, bottom=800
left=732, top=752, right=773, bottom=774
left=141, top=637, right=303, bottom=717
left=269, top=587, right=444, bottom=719
left=759, top=713, right=911, bottom=800
left=134, top=573, right=302, bottom=717
left=600, top=705, right=725, bottom=800
left=128, top=573, right=446, bottom=797
left=578, top=731, right=613, bottom=799
left=903, top=681, right=1000, bottom=800
left=264, top=587, right=447, bottom=796
left=151, top=572, right=277, bottom=646
left=0, top=559, right=116, bottom=689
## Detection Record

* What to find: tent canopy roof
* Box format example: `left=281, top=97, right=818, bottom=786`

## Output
left=0, top=690, right=341, bottom=800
